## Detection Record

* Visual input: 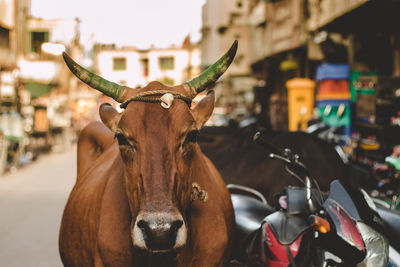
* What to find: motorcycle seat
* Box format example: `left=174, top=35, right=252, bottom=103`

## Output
left=265, top=210, right=310, bottom=245
left=376, top=206, right=400, bottom=252
left=230, top=192, right=274, bottom=245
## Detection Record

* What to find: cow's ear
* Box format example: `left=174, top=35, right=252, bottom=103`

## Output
left=99, top=103, right=121, bottom=131
left=191, top=90, right=215, bottom=129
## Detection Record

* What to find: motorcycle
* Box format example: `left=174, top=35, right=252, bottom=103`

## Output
left=228, top=132, right=400, bottom=266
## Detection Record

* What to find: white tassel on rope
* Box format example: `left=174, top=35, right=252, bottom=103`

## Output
left=160, top=93, right=174, bottom=109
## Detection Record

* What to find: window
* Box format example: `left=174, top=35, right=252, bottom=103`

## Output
left=141, top=58, right=149, bottom=76
left=113, top=57, right=127, bottom=71
left=217, top=26, right=228, bottom=35
left=30, top=31, right=49, bottom=53
left=0, top=26, right=10, bottom=48
left=159, top=57, right=174, bottom=70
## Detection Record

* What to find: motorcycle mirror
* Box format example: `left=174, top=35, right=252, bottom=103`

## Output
left=309, top=215, right=331, bottom=234
left=253, top=131, right=262, bottom=142
left=253, top=132, right=284, bottom=155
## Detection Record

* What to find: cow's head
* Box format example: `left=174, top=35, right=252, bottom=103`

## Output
left=63, top=41, right=237, bottom=253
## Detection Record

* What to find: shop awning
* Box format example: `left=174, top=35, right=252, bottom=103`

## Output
left=24, top=82, right=54, bottom=98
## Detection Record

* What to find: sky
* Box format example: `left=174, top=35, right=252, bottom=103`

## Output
left=30, top=0, right=206, bottom=49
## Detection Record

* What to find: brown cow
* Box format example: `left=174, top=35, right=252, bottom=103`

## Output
left=59, top=41, right=238, bottom=267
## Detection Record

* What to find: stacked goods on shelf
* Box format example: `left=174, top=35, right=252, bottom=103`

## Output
left=375, top=76, right=400, bottom=126
left=350, top=71, right=378, bottom=123
left=350, top=74, right=400, bottom=164
left=315, top=63, right=351, bottom=136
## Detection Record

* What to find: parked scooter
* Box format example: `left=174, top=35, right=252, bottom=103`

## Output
left=228, top=132, right=400, bottom=266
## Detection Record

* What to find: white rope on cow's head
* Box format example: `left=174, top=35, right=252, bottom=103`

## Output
left=119, top=90, right=192, bottom=109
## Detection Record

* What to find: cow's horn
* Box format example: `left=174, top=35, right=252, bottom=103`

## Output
left=185, top=40, right=238, bottom=98
left=62, top=52, right=127, bottom=102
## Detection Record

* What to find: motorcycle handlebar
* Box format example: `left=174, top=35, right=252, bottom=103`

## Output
left=253, top=132, right=284, bottom=155
left=254, top=132, right=309, bottom=177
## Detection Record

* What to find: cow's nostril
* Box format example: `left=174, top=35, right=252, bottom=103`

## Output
left=137, top=220, right=151, bottom=239
left=137, top=219, right=147, bottom=230
left=171, top=220, right=183, bottom=233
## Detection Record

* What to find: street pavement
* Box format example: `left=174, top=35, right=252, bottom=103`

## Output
left=0, top=147, right=77, bottom=267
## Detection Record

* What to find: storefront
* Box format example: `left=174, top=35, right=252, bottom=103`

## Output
left=307, top=0, right=400, bottom=166
left=250, top=0, right=309, bottom=130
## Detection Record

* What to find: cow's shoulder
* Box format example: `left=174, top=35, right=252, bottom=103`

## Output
left=77, top=121, right=116, bottom=177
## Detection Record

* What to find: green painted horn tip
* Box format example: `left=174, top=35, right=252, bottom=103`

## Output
left=231, top=40, right=238, bottom=52
left=225, top=40, right=238, bottom=62
left=233, top=39, right=238, bottom=47
left=62, top=52, right=74, bottom=67
left=62, top=51, right=69, bottom=60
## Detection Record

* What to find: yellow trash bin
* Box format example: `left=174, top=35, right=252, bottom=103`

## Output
left=286, top=78, right=315, bottom=131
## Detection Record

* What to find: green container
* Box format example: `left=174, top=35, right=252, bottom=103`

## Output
left=317, top=99, right=351, bottom=136
left=350, top=71, right=377, bottom=102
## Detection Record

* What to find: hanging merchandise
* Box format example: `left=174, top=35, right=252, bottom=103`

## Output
left=317, top=79, right=351, bottom=101
left=315, top=63, right=351, bottom=136
left=316, top=63, right=350, bottom=81
left=316, top=99, right=352, bottom=136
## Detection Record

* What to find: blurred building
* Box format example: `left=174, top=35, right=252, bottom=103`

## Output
left=306, top=0, right=400, bottom=151
left=200, top=0, right=400, bottom=132
left=0, top=0, right=30, bottom=109
left=20, top=17, right=78, bottom=97
left=93, top=39, right=201, bottom=90
left=201, top=0, right=258, bottom=119
left=0, top=0, right=89, bottom=172
left=247, top=0, right=308, bottom=130
left=0, top=0, right=31, bottom=173
left=17, top=17, right=87, bottom=154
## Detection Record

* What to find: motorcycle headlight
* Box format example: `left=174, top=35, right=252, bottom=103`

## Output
left=356, top=222, right=388, bottom=267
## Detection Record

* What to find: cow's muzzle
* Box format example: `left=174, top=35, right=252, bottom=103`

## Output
left=132, top=212, right=187, bottom=253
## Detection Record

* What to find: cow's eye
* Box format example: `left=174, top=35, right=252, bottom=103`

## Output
left=115, top=133, right=133, bottom=148
left=184, top=130, right=199, bottom=144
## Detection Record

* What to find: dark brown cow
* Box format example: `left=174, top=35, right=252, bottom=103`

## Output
left=199, top=126, right=348, bottom=204
left=59, top=41, right=238, bottom=267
